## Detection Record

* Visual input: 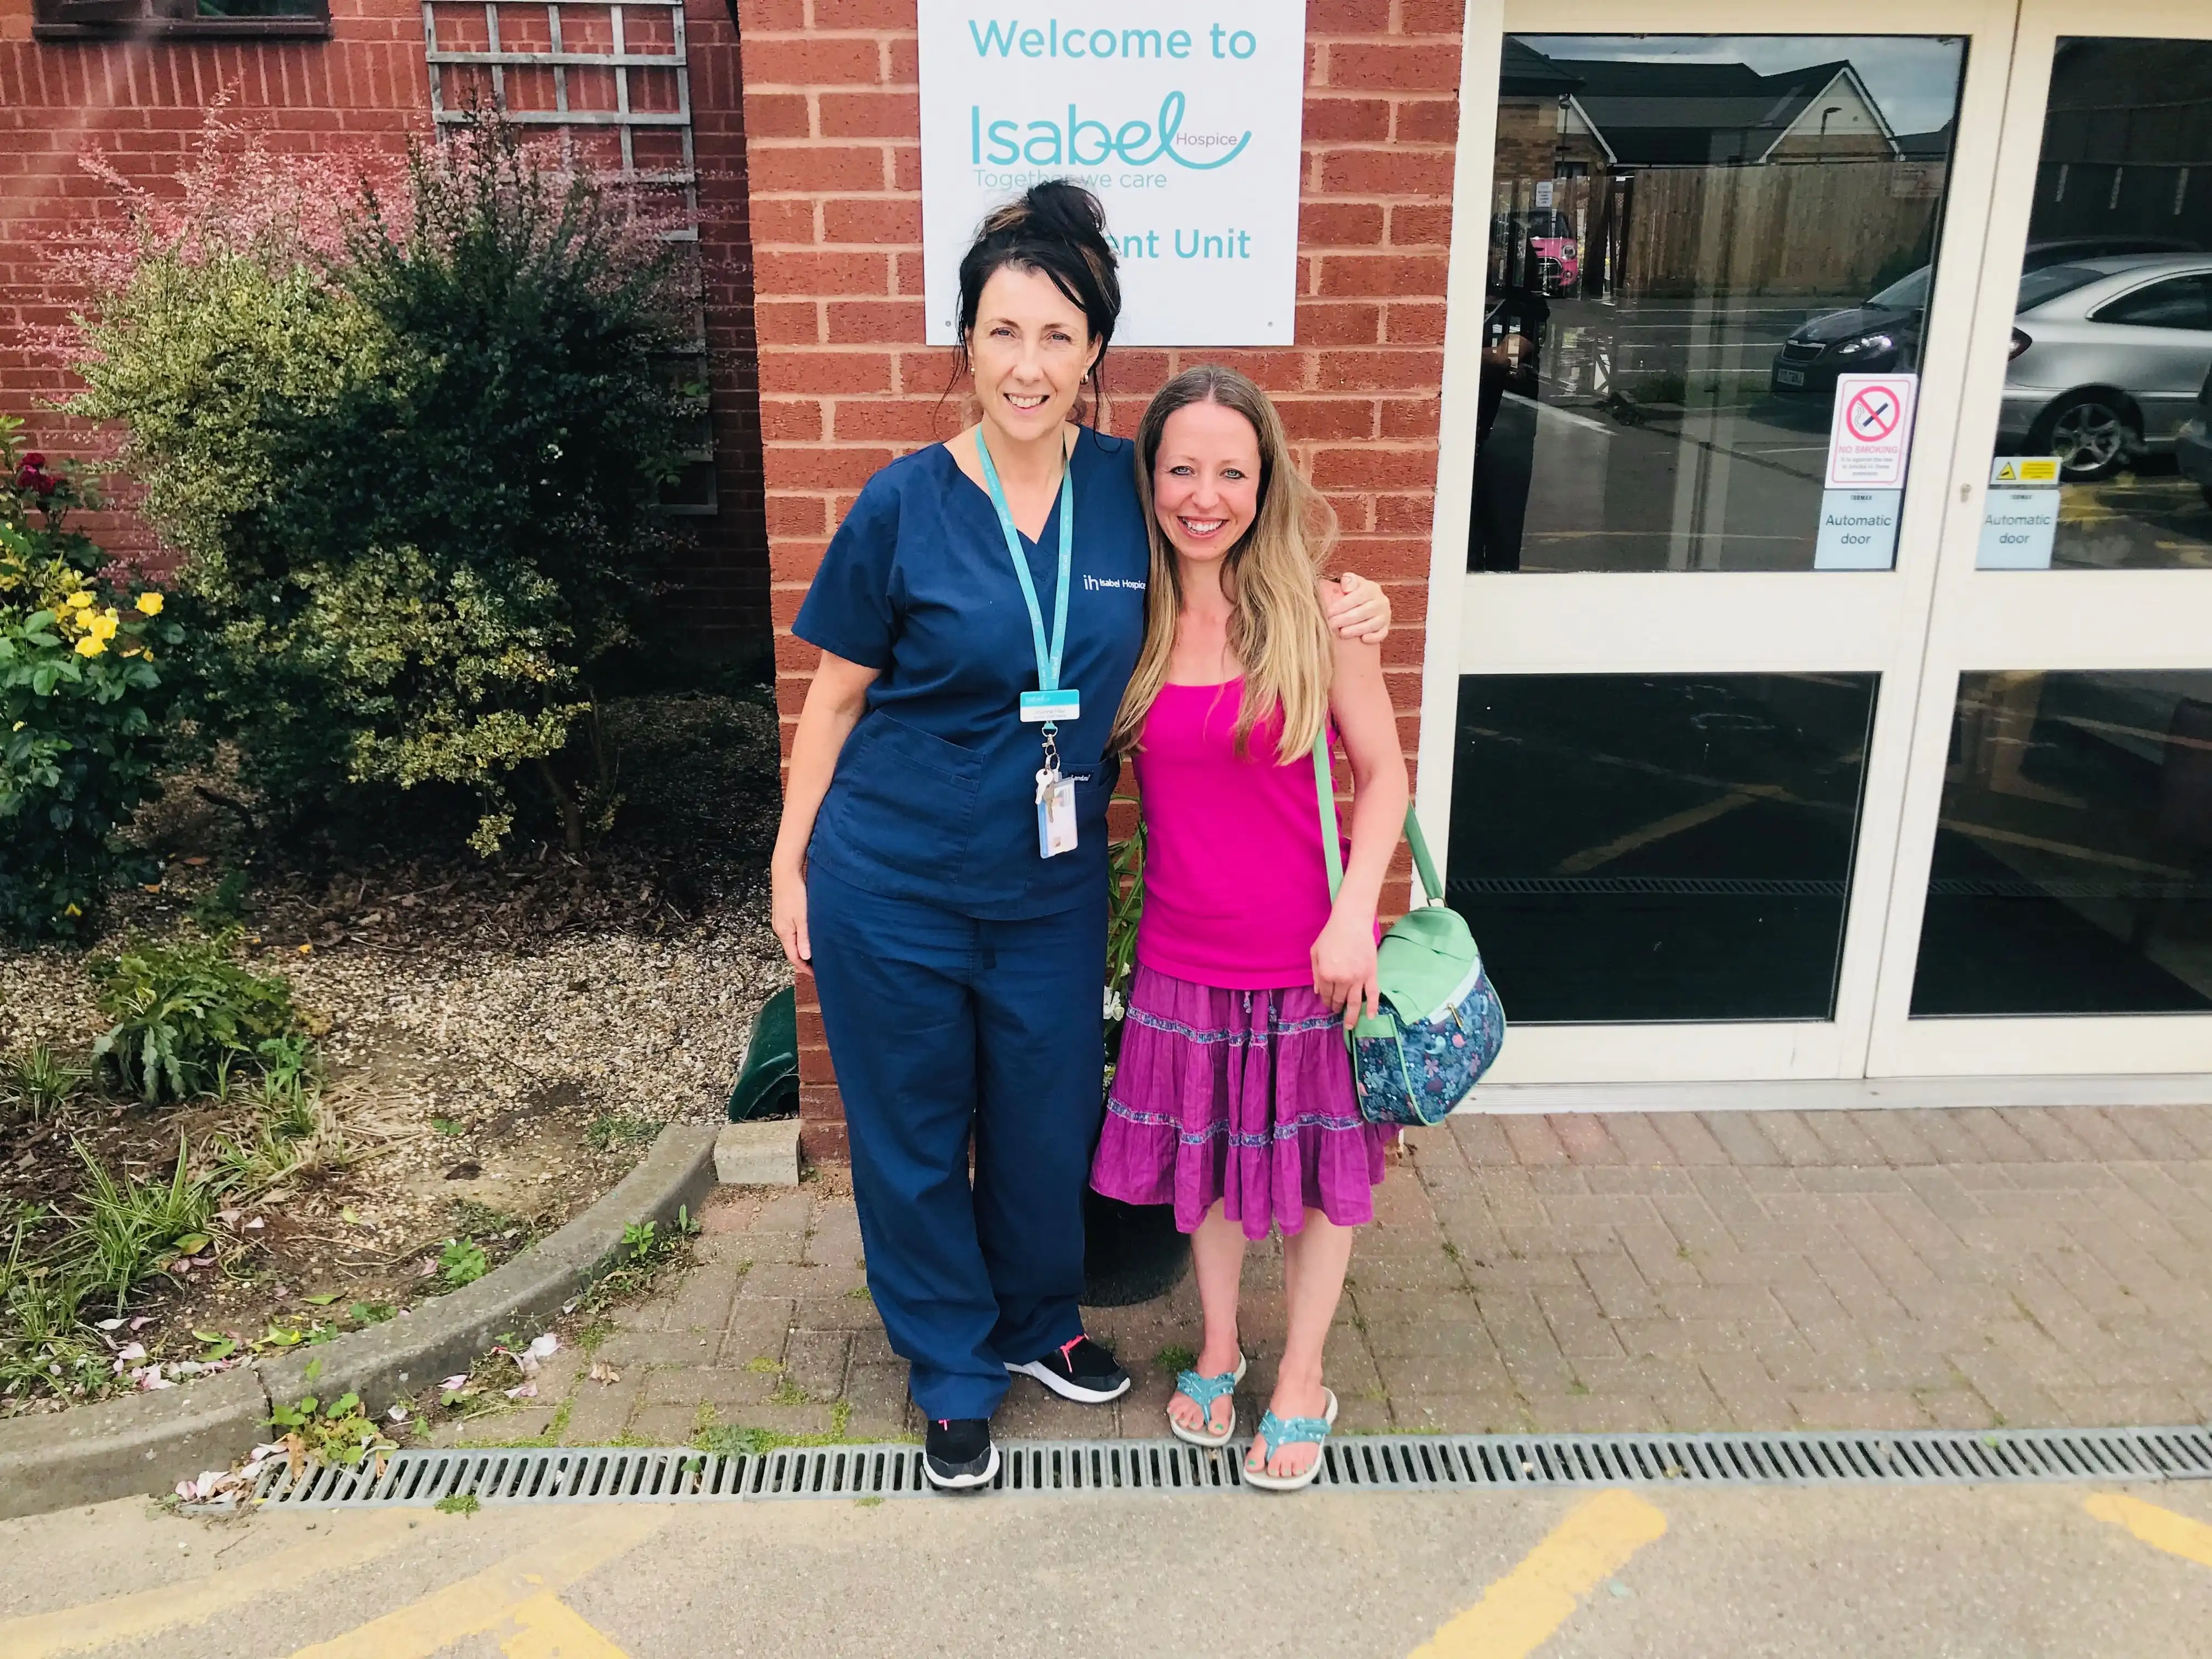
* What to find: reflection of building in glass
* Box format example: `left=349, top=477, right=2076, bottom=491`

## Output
left=1993, top=40, right=2212, bottom=569
left=1475, top=36, right=1965, bottom=576
left=2034, top=40, right=2212, bottom=245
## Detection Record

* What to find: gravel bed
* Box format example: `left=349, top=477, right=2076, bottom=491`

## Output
left=0, top=689, right=791, bottom=1416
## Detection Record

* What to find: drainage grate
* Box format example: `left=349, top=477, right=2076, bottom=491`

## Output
left=254, top=1426, right=2212, bottom=1508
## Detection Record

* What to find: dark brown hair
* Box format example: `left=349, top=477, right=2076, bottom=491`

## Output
left=953, top=180, right=1121, bottom=404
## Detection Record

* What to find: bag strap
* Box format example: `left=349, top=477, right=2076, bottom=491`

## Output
left=1310, top=732, right=1444, bottom=908
left=1312, top=733, right=1345, bottom=899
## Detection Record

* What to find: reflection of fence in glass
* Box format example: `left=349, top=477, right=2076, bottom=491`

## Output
left=1476, top=38, right=1965, bottom=574
left=1619, top=163, right=1946, bottom=300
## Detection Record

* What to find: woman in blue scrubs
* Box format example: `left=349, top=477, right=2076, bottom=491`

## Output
left=769, top=182, right=1389, bottom=1489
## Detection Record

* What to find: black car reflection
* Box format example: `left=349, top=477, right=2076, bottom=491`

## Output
left=1769, top=236, right=2199, bottom=397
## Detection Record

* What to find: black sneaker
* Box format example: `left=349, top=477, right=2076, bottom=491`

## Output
left=924, top=1417, right=998, bottom=1491
left=1006, top=1335, right=1131, bottom=1404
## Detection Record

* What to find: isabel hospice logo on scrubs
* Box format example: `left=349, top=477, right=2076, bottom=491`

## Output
left=917, top=3, right=1307, bottom=346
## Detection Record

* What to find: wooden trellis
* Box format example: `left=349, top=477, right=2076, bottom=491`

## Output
left=422, top=0, right=715, bottom=512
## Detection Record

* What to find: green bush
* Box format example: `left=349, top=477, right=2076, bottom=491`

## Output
left=67, top=112, right=690, bottom=855
left=0, top=419, right=185, bottom=941
left=0, top=1215, right=109, bottom=1400
left=88, top=931, right=303, bottom=1106
left=1, top=1043, right=87, bottom=1119
left=71, top=1138, right=214, bottom=1313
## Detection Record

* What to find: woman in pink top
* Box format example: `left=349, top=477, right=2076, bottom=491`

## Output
left=1089, top=365, right=1409, bottom=1489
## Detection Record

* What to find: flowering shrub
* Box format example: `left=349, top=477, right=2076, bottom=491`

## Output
left=60, top=108, right=687, bottom=855
left=0, top=419, right=182, bottom=941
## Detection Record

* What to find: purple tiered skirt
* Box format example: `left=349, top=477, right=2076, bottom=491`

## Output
left=1090, top=964, right=1393, bottom=1241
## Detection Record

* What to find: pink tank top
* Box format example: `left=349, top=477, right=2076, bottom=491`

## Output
left=1132, top=680, right=1339, bottom=990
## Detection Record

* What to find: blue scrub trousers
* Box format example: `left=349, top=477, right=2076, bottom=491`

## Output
left=806, top=864, right=1106, bottom=1421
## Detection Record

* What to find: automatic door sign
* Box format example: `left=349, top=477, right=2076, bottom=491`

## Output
left=1825, top=373, right=1919, bottom=490
left=1814, top=490, right=1901, bottom=569
left=1978, top=453, right=2061, bottom=569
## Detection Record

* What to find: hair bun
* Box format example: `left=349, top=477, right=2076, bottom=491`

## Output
left=1019, top=179, right=1110, bottom=244
left=981, top=179, right=1113, bottom=259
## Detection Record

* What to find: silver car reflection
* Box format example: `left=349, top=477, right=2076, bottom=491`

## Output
left=2001, top=254, right=2212, bottom=481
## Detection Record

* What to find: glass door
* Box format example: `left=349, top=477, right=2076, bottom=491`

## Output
left=1426, top=0, right=2025, bottom=1085
left=1869, top=0, right=2212, bottom=1075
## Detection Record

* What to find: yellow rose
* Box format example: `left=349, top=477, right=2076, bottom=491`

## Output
left=74, top=634, right=105, bottom=659
left=88, top=611, right=118, bottom=642
left=136, top=591, right=165, bottom=616
left=65, top=591, right=92, bottom=610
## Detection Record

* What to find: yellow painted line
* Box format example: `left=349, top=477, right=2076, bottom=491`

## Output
left=1409, top=1489, right=1667, bottom=1659
left=501, top=1592, right=634, bottom=1658
left=0, top=1509, right=426, bottom=1659
left=2086, top=1493, right=2212, bottom=1568
left=288, top=1506, right=665, bottom=1659
left=1938, top=817, right=2188, bottom=878
left=1556, top=792, right=1757, bottom=874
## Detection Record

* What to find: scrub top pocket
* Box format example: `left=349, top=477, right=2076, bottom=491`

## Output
left=820, top=712, right=981, bottom=884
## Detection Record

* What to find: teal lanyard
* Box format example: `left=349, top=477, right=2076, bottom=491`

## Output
left=975, top=430, right=1074, bottom=697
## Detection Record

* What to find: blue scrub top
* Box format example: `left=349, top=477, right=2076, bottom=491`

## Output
left=794, top=426, right=1150, bottom=919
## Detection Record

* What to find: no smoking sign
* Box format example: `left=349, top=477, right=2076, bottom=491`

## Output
left=1825, top=372, right=1918, bottom=490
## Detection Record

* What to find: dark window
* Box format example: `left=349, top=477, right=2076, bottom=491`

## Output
left=1448, top=672, right=1879, bottom=1022
left=1911, top=672, right=2212, bottom=1017
left=32, top=0, right=328, bottom=39
left=2091, top=273, right=2212, bottom=330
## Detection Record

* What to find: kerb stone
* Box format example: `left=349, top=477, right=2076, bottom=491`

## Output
left=717, top=1119, right=801, bottom=1187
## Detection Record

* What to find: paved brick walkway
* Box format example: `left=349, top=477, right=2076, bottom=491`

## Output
left=447, top=1106, right=2212, bottom=1449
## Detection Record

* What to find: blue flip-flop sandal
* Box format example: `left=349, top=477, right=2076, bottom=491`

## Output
left=1167, top=1352, right=1248, bottom=1448
left=1243, top=1388, right=1339, bottom=1491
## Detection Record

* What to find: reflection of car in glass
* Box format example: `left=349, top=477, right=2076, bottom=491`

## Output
left=1999, top=254, right=2212, bottom=482
left=1492, top=209, right=1580, bottom=297
left=2171, top=368, right=2212, bottom=507
left=1768, top=237, right=2201, bottom=398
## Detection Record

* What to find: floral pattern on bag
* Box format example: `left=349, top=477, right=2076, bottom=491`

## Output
left=1351, top=961, right=1507, bottom=1128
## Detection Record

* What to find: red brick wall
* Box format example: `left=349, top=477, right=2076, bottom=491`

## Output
left=739, top=0, right=1465, bottom=1158
left=0, top=1, right=430, bottom=565
left=0, top=0, right=771, bottom=648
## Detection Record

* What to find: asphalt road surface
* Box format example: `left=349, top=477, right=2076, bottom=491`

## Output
left=6, top=1475, right=2212, bottom=1657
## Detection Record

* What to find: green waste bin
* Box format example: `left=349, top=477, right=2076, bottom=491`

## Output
left=727, top=985, right=800, bottom=1121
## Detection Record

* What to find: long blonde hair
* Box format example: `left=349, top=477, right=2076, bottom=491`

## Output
left=1108, top=366, right=1339, bottom=764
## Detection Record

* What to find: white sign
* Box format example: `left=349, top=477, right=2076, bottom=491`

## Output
left=1978, top=489, right=2061, bottom=569
left=917, top=2, right=1307, bottom=346
left=1814, top=489, right=1901, bottom=569
left=1824, top=373, right=1919, bottom=489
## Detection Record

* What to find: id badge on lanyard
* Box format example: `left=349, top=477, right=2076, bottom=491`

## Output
left=977, top=431, right=1081, bottom=860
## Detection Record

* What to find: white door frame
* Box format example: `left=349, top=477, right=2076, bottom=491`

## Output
left=1420, top=0, right=2026, bottom=1085
left=1865, top=0, right=2212, bottom=1076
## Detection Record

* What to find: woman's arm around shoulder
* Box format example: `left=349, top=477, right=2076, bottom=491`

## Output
left=1309, top=634, right=1411, bottom=1028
